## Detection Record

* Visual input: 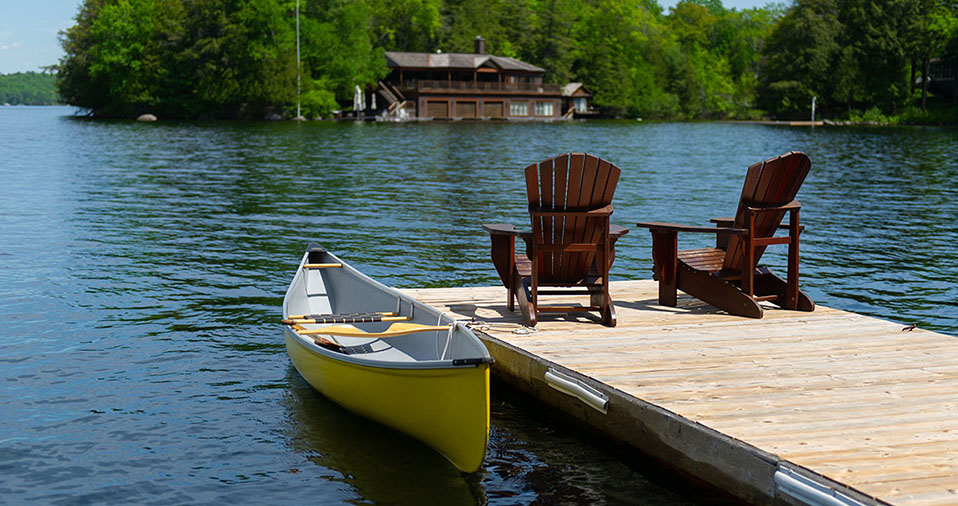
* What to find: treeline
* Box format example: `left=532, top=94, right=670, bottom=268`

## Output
left=57, top=0, right=958, bottom=121
left=0, top=72, right=60, bottom=105
left=759, top=0, right=958, bottom=120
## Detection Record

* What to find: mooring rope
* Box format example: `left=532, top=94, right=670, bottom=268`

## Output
left=461, top=319, right=537, bottom=335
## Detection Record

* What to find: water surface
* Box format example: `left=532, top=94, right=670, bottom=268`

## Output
left=1, top=106, right=955, bottom=504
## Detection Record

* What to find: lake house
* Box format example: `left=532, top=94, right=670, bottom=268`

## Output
left=377, top=37, right=570, bottom=120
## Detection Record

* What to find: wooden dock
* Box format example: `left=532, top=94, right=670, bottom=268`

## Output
left=401, top=280, right=958, bottom=506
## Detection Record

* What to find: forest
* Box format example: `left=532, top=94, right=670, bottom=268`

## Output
left=56, top=0, right=958, bottom=122
left=0, top=72, right=60, bottom=105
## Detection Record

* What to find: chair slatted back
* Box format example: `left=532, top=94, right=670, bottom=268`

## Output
left=723, top=151, right=811, bottom=271
left=525, top=153, right=620, bottom=284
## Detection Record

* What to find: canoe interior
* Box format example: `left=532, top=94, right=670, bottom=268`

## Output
left=283, top=246, right=490, bottom=365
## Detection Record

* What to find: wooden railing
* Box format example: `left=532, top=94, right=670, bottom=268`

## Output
left=408, top=80, right=561, bottom=93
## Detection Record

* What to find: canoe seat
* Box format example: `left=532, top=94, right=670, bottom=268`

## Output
left=283, top=312, right=408, bottom=325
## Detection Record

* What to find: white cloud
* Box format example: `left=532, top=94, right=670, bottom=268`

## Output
left=0, top=42, right=22, bottom=51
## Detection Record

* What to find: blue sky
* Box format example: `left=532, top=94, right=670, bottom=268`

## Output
left=0, top=0, right=81, bottom=73
left=0, top=0, right=775, bottom=75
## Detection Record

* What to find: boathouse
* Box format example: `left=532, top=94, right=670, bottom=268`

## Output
left=378, top=37, right=565, bottom=120
left=562, top=82, right=597, bottom=118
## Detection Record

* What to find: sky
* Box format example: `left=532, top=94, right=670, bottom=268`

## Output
left=0, top=0, right=81, bottom=74
left=0, top=0, right=774, bottom=75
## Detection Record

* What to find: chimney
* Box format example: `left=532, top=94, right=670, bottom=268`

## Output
left=474, top=36, right=485, bottom=55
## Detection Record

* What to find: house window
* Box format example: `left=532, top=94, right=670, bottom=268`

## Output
left=510, top=101, right=528, bottom=116
left=535, top=101, right=554, bottom=116
left=574, top=97, right=587, bottom=113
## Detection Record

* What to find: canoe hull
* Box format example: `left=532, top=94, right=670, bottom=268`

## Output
left=285, top=327, right=490, bottom=473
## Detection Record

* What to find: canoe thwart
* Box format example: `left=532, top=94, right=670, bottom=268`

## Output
left=303, top=263, right=343, bottom=269
left=296, top=322, right=452, bottom=338
left=288, top=311, right=397, bottom=319
left=282, top=312, right=407, bottom=325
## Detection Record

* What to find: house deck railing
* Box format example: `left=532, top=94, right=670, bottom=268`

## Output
left=406, top=80, right=561, bottom=93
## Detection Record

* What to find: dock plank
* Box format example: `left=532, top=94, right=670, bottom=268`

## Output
left=402, top=280, right=958, bottom=506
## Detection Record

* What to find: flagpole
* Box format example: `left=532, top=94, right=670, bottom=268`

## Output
left=295, top=0, right=303, bottom=120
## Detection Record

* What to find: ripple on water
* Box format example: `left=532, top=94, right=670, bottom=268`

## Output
left=0, top=108, right=954, bottom=504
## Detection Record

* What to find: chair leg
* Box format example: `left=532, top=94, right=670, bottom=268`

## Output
left=651, top=230, right=678, bottom=306
left=514, top=275, right=536, bottom=327
left=507, top=269, right=515, bottom=312
left=600, top=230, right=616, bottom=327
left=601, top=301, right=617, bottom=327
left=489, top=234, right=517, bottom=311
left=754, top=267, right=815, bottom=312
left=786, top=207, right=801, bottom=310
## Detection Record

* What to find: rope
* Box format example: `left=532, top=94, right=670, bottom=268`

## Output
left=462, top=319, right=537, bottom=335
left=436, top=312, right=448, bottom=359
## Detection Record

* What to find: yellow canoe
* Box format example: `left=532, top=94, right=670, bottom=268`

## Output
left=282, top=244, right=493, bottom=472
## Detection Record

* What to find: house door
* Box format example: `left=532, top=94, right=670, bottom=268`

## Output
left=456, top=101, right=477, bottom=119
left=426, top=100, right=449, bottom=118
left=483, top=101, right=504, bottom=118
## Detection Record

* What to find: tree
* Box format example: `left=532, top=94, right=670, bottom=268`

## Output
left=0, top=72, right=61, bottom=105
left=369, top=0, right=441, bottom=52
left=299, top=0, right=387, bottom=117
left=758, top=0, right=842, bottom=118
left=841, top=0, right=919, bottom=114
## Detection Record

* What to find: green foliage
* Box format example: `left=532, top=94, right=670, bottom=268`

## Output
left=0, top=72, right=61, bottom=105
left=58, top=0, right=385, bottom=118
left=759, top=0, right=958, bottom=119
left=369, top=0, right=441, bottom=51
left=848, top=106, right=890, bottom=123
left=895, top=103, right=958, bottom=125
left=56, top=0, right=954, bottom=121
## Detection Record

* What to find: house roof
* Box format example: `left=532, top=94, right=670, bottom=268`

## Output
left=385, top=51, right=545, bottom=73
left=562, top=82, right=592, bottom=97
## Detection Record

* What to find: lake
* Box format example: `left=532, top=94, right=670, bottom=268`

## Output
left=1, top=106, right=955, bottom=504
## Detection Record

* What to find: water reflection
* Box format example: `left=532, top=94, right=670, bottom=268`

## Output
left=282, top=368, right=484, bottom=505
left=283, top=368, right=731, bottom=506
left=0, top=107, right=954, bottom=505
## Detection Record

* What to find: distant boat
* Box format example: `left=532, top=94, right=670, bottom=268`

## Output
left=282, top=244, right=493, bottom=472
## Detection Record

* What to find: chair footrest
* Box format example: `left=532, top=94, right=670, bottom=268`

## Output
left=535, top=289, right=596, bottom=296
left=752, top=295, right=780, bottom=303
left=537, top=305, right=601, bottom=313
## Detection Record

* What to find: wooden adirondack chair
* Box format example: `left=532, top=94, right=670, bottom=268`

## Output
left=482, top=153, right=628, bottom=327
left=636, top=151, right=815, bottom=318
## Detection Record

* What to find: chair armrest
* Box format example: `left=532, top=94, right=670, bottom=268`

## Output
left=482, top=223, right=525, bottom=237
left=744, top=199, right=802, bottom=213
left=610, top=224, right=629, bottom=239
left=636, top=221, right=747, bottom=235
